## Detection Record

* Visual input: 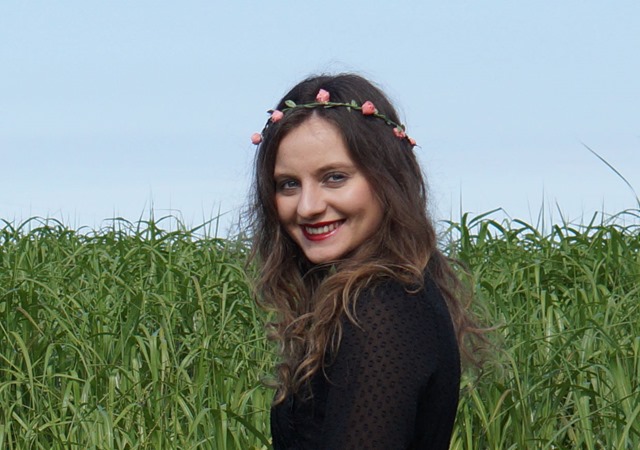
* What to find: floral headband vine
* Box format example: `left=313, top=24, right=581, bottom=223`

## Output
left=251, top=89, right=416, bottom=147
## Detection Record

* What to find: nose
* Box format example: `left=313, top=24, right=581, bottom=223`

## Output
left=297, top=184, right=326, bottom=219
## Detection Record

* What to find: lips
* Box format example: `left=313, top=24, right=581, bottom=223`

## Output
left=301, top=220, right=344, bottom=241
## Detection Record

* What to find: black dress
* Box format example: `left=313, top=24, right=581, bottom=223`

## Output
left=271, top=273, right=461, bottom=450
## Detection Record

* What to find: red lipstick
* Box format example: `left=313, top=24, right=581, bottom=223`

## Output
left=300, top=220, right=343, bottom=241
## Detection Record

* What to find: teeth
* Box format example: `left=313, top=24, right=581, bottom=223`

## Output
left=305, top=222, right=339, bottom=235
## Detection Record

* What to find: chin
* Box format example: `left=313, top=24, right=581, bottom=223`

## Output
left=303, top=250, right=344, bottom=265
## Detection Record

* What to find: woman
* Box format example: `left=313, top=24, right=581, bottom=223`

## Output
left=249, top=73, right=481, bottom=449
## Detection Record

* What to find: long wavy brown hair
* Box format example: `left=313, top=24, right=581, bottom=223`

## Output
left=248, top=73, right=484, bottom=404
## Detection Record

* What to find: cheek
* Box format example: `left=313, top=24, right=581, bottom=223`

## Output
left=349, top=184, right=382, bottom=219
left=360, top=196, right=383, bottom=227
left=371, top=202, right=385, bottom=228
left=275, top=195, right=293, bottom=224
left=364, top=197, right=385, bottom=232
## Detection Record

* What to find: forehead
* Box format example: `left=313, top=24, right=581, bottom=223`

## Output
left=274, top=116, right=354, bottom=175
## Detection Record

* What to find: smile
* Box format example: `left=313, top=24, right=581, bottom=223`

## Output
left=301, top=221, right=344, bottom=240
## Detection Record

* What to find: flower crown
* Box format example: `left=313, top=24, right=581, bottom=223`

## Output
left=251, top=89, right=416, bottom=147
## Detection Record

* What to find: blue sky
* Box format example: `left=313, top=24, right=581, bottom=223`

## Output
left=2, top=1, right=639, bottom=233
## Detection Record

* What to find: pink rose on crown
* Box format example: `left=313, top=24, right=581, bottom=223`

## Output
left=361, top=101, right=376, bottom=115
left=409, top=137, right=417, bottom=146
left=251, top=133, right=262, bottom=144
left=270, top=110, right=284, bottom=122
left=393, top=127, right=406, bottom=138
left=316, top=89, right=330, bottom=103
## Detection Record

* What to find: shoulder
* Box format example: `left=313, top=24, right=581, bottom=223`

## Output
left=351, top=272, right=448, bottom=327
left=337, top=273, right=453, bottom=360
left=331, top=271, right=457, bottom=384
left=344, top=272, right=458, bottom=364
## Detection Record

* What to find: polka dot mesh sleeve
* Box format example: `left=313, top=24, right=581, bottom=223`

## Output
left=270, top=275, right=461, bottom=450
left=320, top=277, right=460, bottom=449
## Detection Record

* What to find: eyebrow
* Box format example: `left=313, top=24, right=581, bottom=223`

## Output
left=273, top=162, right=356, bottom=179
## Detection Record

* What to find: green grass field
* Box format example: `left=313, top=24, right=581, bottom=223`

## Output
left=1, top=212, right=638, bottom=449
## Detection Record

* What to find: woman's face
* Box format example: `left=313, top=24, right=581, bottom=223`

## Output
left=274, top=116, right=384, bottom=264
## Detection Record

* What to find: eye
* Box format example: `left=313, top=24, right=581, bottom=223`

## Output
left=276, top=179, right=299, bottom=192
left=325, top=172, right=348, bottom=185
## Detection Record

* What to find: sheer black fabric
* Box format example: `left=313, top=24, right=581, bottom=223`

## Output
left=271, top=274, right=461, bottom=450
